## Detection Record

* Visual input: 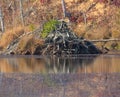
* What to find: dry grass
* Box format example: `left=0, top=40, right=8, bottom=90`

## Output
left=16, top=35, right=44, bottom=54
left=111, top=28, right=120, bottom=38
left=87, top=26, right=111, bottom=39
left=73, top=23, right=112, bottom=40
left=0, top=26, right=25, bottom=50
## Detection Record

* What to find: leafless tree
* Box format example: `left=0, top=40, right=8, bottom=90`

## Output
left=61, top=0, right=67, bottom=18
left=0, top=6, right=4, bottom=32
left=19, top=0, right=25, bottom=26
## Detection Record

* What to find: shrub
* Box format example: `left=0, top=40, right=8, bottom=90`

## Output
left=41, top=19, right=60, bottom=38
left=29, top=24, right=36, bottom=32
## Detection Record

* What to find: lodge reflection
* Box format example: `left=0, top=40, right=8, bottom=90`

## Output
left=0, top=56, right=95, bottom=73
left=0, top=55, right=120, bottom=73
left=44, top=56, right=95, bottom=73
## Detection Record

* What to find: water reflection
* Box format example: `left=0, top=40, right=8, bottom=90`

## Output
left=0, top=55, right=120, bottom=73
left=44, top=56, right=95, bottom=73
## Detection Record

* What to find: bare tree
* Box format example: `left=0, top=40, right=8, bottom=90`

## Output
left=0, top=6, right=4, bottom=32
left=19, top=0, right=25, bottom=26
left=61, top=0, right=67, bottom=18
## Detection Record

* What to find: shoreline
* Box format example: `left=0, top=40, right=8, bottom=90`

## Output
left=0, top=51, right=120, bottom=58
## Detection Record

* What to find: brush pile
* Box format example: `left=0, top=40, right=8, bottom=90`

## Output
left=43, top=21, right=102, bottom=55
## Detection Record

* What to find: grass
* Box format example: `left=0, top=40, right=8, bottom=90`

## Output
left=16, top=35, right=44, bottom=54
left=29, top=24, right=36, bottom=32
left=0, top=25, right=41, bottom=51
left=0, top=26, right=25, bottom=50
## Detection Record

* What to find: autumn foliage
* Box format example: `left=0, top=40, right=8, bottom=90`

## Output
left=96, top=0, right=120, bottom=7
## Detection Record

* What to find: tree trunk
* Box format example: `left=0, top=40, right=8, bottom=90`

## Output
left=61, top=0, right=67, bottom=18
left=19, top=0, right=24, bottom=26
left=0, top=7, right=4, bottom=32
left=83, top=12, right=87, bottom=25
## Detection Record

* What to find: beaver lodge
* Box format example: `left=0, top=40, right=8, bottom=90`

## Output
left=42, top=21, right=102, bottom=55
left=3, top=21, right=102, bottom=55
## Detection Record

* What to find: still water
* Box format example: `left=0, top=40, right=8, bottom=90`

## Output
left=0, top=54, right=120, bottom=73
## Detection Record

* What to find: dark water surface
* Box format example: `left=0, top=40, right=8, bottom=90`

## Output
left=0, top=54, right=120, bottom=73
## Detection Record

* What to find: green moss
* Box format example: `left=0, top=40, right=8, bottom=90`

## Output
left=29, top=24, right=36, bottom=31
left=41, top=19, right=59, bottom=38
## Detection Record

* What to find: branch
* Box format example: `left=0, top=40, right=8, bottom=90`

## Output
left=81, top=1, right=99, bottom=25
left=23, top=0, right=39, bottom=18
left=86, top=1, right=99, bottom=13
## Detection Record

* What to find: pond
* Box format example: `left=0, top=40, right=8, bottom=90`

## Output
left=0, top=54, right=120, bottom=97
left=0, top=54, right=120, bottom=73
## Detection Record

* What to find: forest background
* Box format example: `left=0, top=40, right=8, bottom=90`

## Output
left=0, top=0, right=120, bottom=51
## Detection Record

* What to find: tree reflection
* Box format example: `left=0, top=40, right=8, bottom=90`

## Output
left=2, top=55, right=120, bottom=73
left=43, top=56, right=96, bottom=73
